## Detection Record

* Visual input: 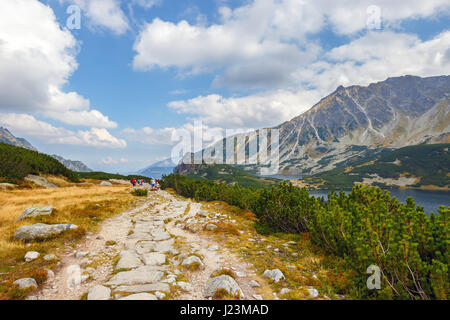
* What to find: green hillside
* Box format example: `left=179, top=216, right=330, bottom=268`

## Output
left=182, top=164, right=279, bottom=189
left=304, top=144, right=450, bottom=189
left=0, top=143, right=79, bottom=183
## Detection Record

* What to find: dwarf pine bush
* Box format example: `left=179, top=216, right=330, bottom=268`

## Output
left=162, top=174, right=448, bottom=299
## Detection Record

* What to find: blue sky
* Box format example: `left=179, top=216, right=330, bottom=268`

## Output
left=0, top=0, right=449, bottom=173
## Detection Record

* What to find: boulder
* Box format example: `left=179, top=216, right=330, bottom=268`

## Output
left=181, top=256, right=203, bottom=267
left=13, top=278, right=38, bottom=290
left=263, top=269, right=285, bottom=283
left=87, top=285, right=111, bottom=300
left=100, top=181, right=113, bottom=186
left=249, top=280, right=260, bottom=288
left=24, top=175, right=58, bottom=188
left=203, top=275, right=244, bottom=298
left=119, top=293, right=157, bottom=300
left=16, top=206, right=54, bottom=222
left=116, top=251, right=143, bottom=269
left=24, top=251, right=40, bottom=262
left=0, top=183, right=17, bottom=190
left=155, top=291, right=166, bottom=300
left=14, top=223, right=79, bottom=241
left=142, top=253, right=166, bottom=266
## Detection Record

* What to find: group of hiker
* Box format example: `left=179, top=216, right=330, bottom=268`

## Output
left=130, top=177, right=160, bottom=191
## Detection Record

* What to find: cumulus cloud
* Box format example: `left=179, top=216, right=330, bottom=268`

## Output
left=0, top=113, right=126, bottom=148
left=167, top=30, right=450, bottom=129
left=0, top=0, right=117, bottom=129
left=133, top=0, right=450, bottom=89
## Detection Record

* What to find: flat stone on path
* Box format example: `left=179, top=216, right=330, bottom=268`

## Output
left=119, top=293, right=157, bottom=300
left=151, top=230, right=171, bottom=241
left=88, top=285, right=111, bottom=300
left=116, top=251, right=143, bottom=269
left=142, top=252, right=166, bottom=266
left=182, top=256, right=203, bottom=267
left=114, top=283, right=170, bottom=293
left=106, top=266, right=164, bottom=286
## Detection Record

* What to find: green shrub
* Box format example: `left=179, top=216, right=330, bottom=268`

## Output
left=131, top=189, right=148, bottom=197
left=162, top=174, right=449, bottom=300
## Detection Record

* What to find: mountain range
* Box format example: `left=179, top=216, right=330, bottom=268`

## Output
left=192, top=75, right=449, bottom=175
left=0, top=127, right=92, bottom=173
left=137, top=158, right=176, bottom=179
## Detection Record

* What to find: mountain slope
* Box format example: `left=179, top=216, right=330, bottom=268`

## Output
left=51, top=155, right=93, bottom=173
left=302, top=144, right=450, bottom=189
left=196, top=75, right=449, bottom=175
left=0, top=127, right=37, bottom=151
left=0, top=143, right=79, bottom=183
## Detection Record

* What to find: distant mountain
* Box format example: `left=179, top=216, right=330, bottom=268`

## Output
left=138, top=158, right=176, bottom=179
left=51, top=155, right=92, bottom=173
left=0, top=127, right=37, bottom=151
left=193, top=75, right=450, bottom=175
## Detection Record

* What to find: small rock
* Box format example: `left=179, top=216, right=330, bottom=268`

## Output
left=100, top=181, right=113, bottom=186
left=308, top=287, right=319, bottom=298
left=24, top=251, right=40, bottom=262
left=88, top=285, right=111, bottom=300
left=177, top=281, right=193, bottom=291
left=26, top=296, right=38, bottom=300
left=43, top=254, right=58, bottom=261
left=75, top=251, right=88, bottom=259
left=249, top=280, right=260, bottom=288
left=181, top=256, right=203, bottom=267
left=280, top=288, right=291, bottom=295
left=253, top=295, right=263, bottom=300
left=203, top=275, right=243, bottom=298
left=263, top=269, right=285, bottom=283
left=155, top=291, right=166, bottom=300
left=13, top=278, right=38, bottom=290
left=205, top=224, right=218, bottom=231
left=208, top=245, right=219, bottom=251
left=46, top=269, right=55, bottom=279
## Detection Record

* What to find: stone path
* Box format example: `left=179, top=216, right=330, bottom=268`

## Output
left=36, top=190, right=265, bottom=300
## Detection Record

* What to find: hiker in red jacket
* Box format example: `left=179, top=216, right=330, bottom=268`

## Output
left=131, top=178, right=136, bottom=187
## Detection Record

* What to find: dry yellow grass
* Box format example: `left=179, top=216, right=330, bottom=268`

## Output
left=0, top=181, right=137, bottom=299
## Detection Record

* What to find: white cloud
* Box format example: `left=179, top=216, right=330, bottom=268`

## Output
left=0, top=0, right=117, bottom=129
left=133, top=0, right=450, bottom=89
left=0, top=113, right=126, bottom=148
left=122, top=126, right=176, bottom=145
left=101, top=157, right=129, bottom=165
left=167, top=30, right=450, bottom=129
left=68, top=0, right=129, bottom=35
